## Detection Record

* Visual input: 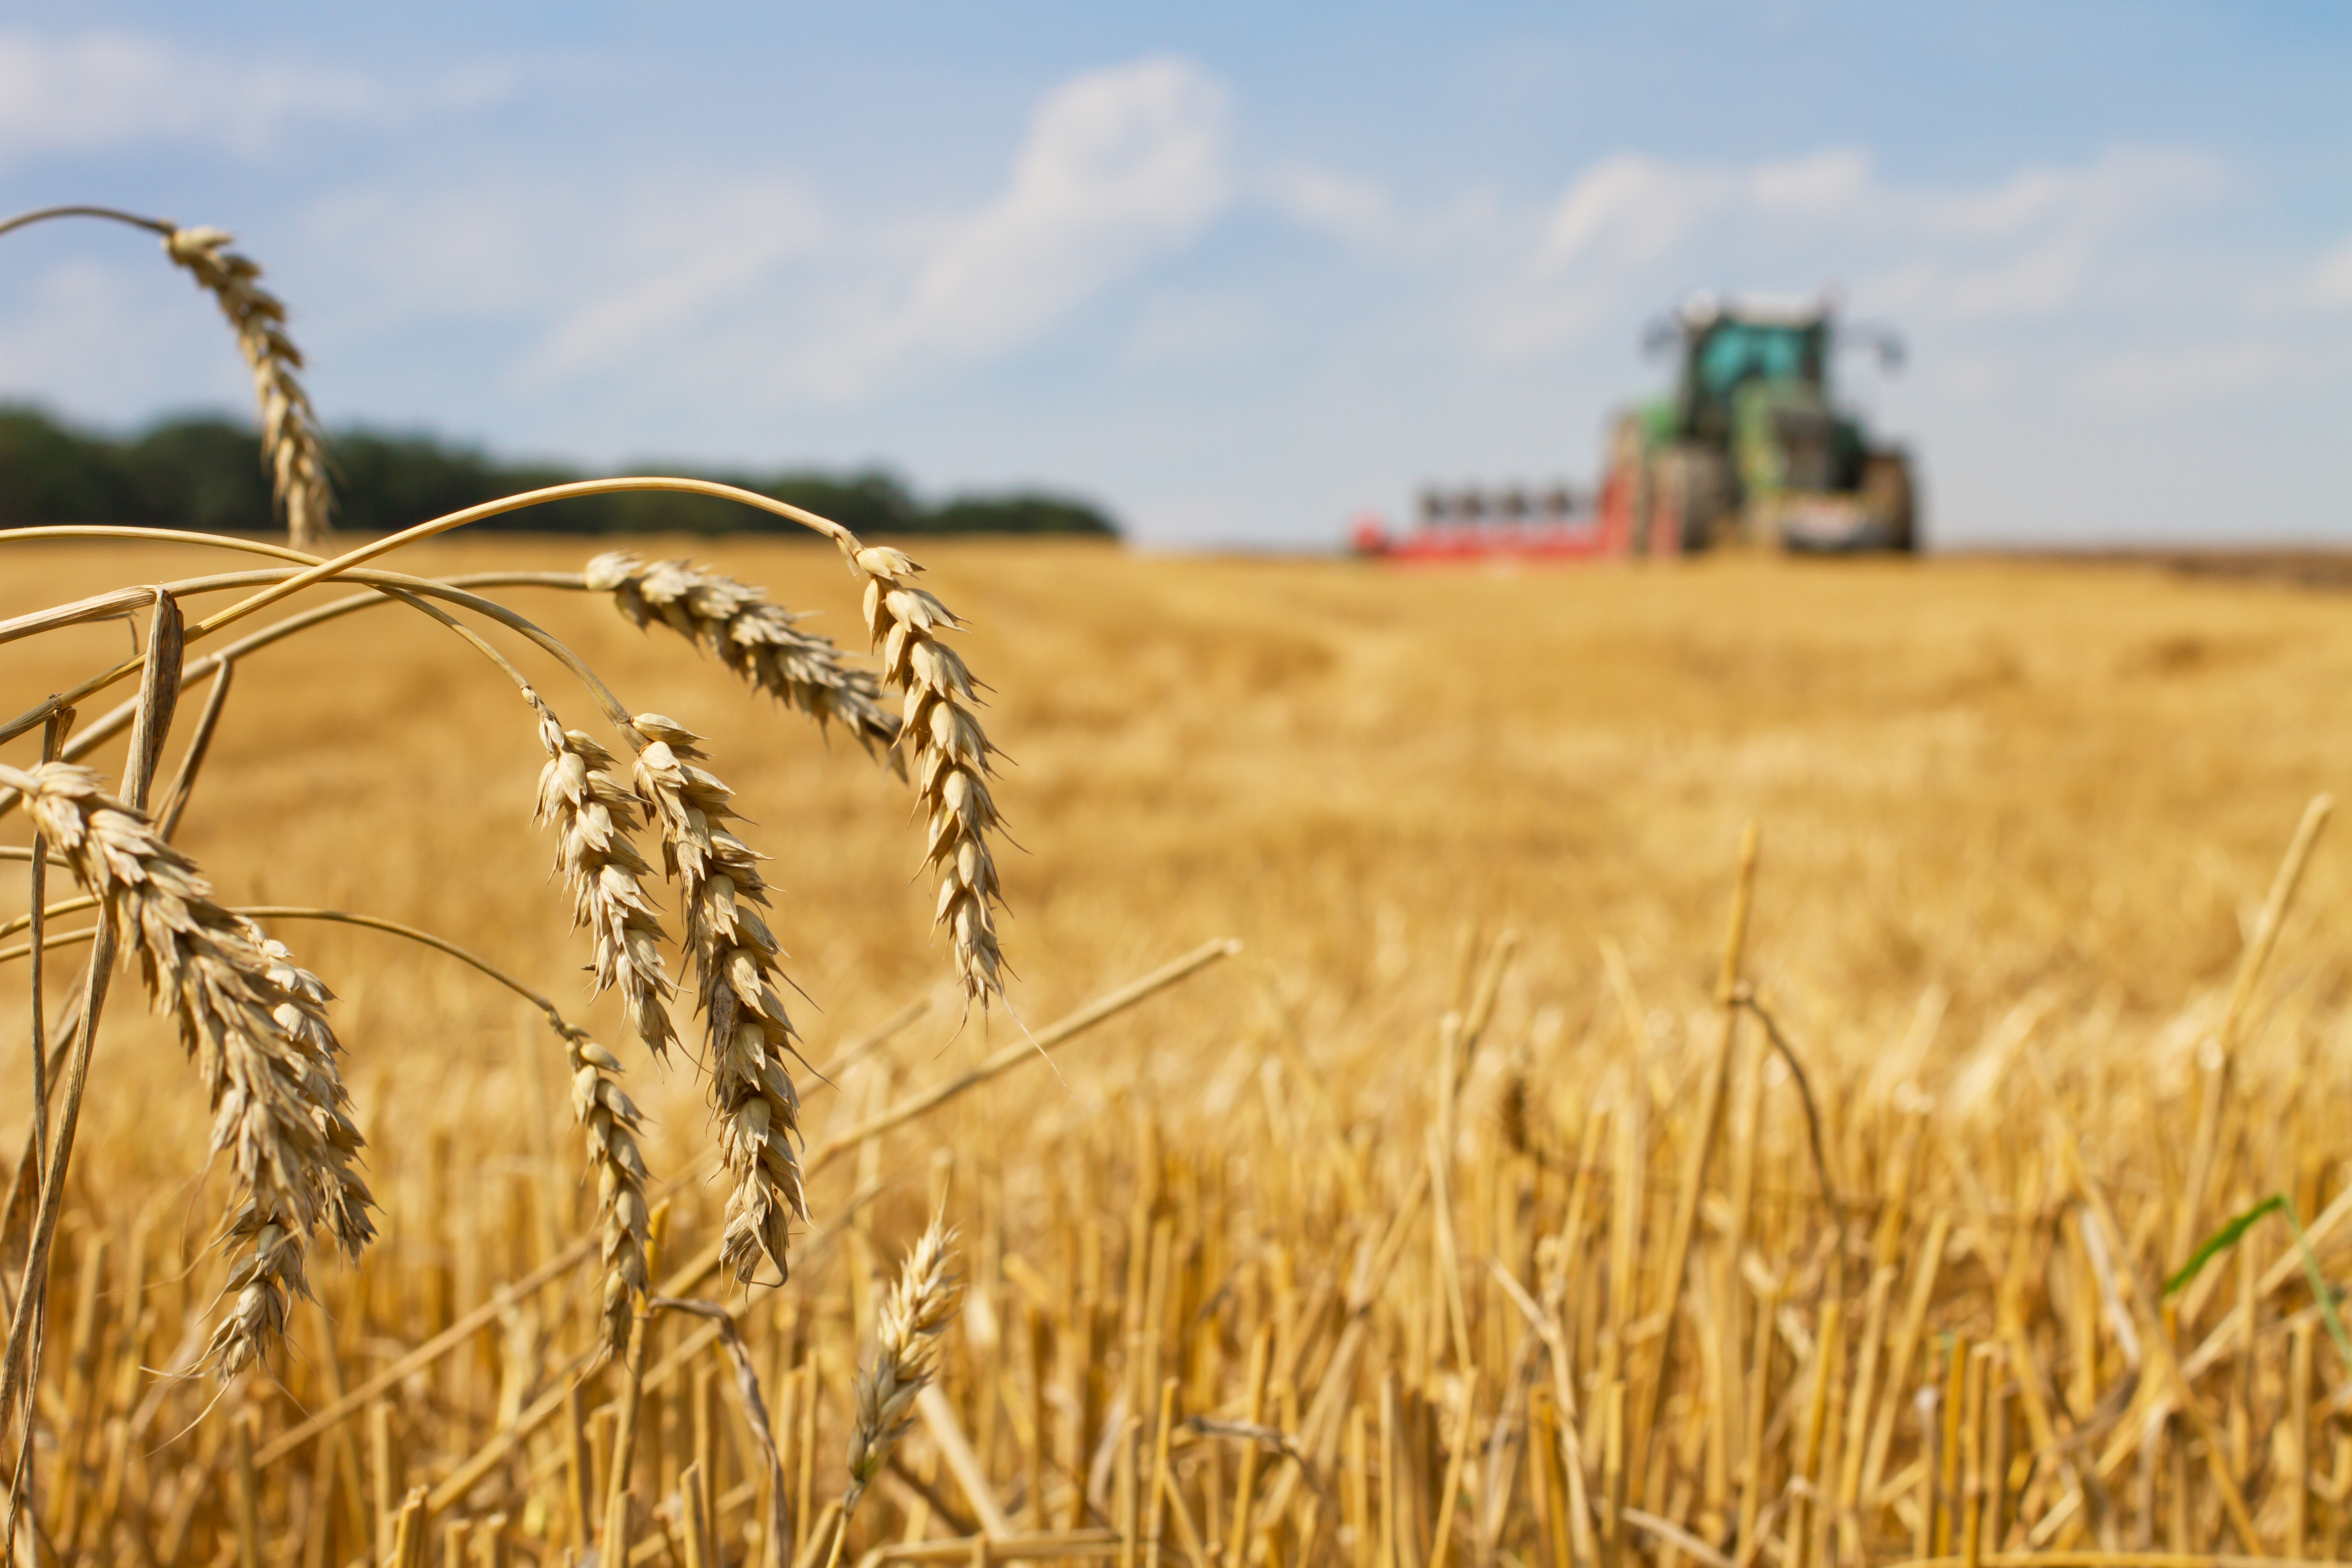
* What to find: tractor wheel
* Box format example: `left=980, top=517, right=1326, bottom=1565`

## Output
left=1654, top=445, right=1735, bottom=552
left=1602, top=414, right=1654, bottom=554
left=1860, top=452, right=1917, bottom=552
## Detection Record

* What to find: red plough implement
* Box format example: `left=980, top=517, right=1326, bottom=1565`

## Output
left=1350, top=480, right=1656, bottom=564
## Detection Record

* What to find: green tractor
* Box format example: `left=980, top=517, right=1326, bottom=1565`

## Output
left=1598, top=294, right=1918, bottom=555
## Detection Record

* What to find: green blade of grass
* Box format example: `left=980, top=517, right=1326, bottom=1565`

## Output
left=2165, top=1192, right=2352, bottom=1373
left=2166, top=1195, right=2286, bottom=1297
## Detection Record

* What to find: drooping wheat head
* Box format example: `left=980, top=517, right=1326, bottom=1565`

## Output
left=839, top=545, right=1007, bottom=1008
left=559, top=1025, right=651, bottom=1358
left=0, top=762, right=372, bottom=1374
left=529, top=691, right=681, bottom=1060
left=585, top=552, right=901, bottom=761
left=843, top=1216, right=961, bottom=1518
left=161, top=226, right=333, bottom=549
left=628, top=715, right=807, bottom=1285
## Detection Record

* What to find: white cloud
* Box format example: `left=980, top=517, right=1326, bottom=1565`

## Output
left=1886, top=149, right=2225, bottom=318
left=0, top=254, right=246, bottom=416
left=868, top=55, right=1229, bottom=367
left=461, top=56, right=1233, bottom=403
left=523, top=181, right=828, bottom=379
left=1749, top=148, right=1874, bottom=216
left=1542, top=152, right=1736, bottom=271
left=1498, top=143, right=2233, bottom=360
left=1536, top=148, right=1877, bottom=274
left=0, top=29, right=379, bottom=162
left=2317, top=235, right=2352, bottom=309
left=1259, top=164, right=1398, bottom=249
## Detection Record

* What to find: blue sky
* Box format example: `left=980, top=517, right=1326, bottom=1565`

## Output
left=0, top=3, right=2346, bottom=545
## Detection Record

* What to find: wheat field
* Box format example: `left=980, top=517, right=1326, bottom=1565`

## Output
left=5, top=537, right=2352, bottom=1568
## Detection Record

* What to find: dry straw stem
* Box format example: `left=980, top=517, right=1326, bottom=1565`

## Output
left=0, top=476, right=940, bottom=748
left=159, top=226, right=333, bottom=548
left=644, top=1296, right=794, bottom=1562
left=843, top=1216, right=962, bottom=1519
left=582, top=552, right=900, bottom=760
left=0, top=763, right=372, bottom=1373
left=842, top=544, right=1006, bottom=1009
left=629, top=714, right=808, bottom=1286
left=0, top=554, right=881, bottom=820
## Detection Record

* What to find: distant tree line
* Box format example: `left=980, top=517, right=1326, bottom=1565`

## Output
left=0, top=405, right=1121, bottom=539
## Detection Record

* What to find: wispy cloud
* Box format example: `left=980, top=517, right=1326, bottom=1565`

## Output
left=468, top=55, right=1235, bottom=402
left=1518, top=144, right=2227, bottom=333
left=861, top=55, right=1230, bottom=370
left=0, top=29, right=381, bottom=163
left=2316, top=234, right=2352, bottom=309
left=523, top=180, right=829, bottom=379
left=1257, top=164, right=1400, bottom=250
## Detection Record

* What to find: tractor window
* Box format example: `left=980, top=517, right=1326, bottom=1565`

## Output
left=1694, top=323, right=1817, bottom=403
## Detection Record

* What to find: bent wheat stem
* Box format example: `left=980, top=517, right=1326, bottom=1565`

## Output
left=162, top=227, right=333, bottom=548
left=0, top=207, right=330, bottom=547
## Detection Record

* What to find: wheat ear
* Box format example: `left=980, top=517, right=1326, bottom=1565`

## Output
left=529, top=691, right=681, bottom=1060
left=584, top=552, right=901, bottom=760
left=839, top=546, right=1007, bottom=1009
left=0, top=762, right=372, bottom=1374
left=628, top=715, right=807, bottom=1285
left=161, top=227, right=332, bottom=549
left=559, top=1025, right=651, bottom=1357
left=843, top=1216, right=961, bottom=1518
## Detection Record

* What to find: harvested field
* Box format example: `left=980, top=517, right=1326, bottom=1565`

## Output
left=5, top=537, right=2352, bottom=1568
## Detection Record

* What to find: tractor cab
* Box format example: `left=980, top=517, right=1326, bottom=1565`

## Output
left=1604, top=293, right=1917, bottom=555
left=1673, top=299, right=1829, bottom=443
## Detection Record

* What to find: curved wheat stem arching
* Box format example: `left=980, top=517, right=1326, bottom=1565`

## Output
left=0, top=207, right=332, bottom=547
left=160, top=227, right=332, bottom=548
left=2, top=516, right=1015, bottom=1013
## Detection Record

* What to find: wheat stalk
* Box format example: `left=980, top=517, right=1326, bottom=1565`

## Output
left=529, top=691, right=681, bottom=1060
left=161, top=226, right=332, bottom=549
left=627, top=715, right=807, bottom=1285
left=843, top=1216, right=960, bottom=1518
left=839, top=545, right=1007, bottom=1009
left=583, top=552, right=900, bottom=760
left=0, top=762, right=372, bottom=1374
